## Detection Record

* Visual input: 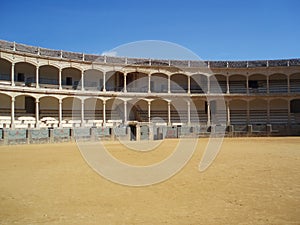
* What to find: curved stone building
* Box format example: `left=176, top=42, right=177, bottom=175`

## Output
left=0, top=40, right=299, bottom=138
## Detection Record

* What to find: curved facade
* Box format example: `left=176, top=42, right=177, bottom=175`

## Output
left=0, top=40, right=300, bottom=135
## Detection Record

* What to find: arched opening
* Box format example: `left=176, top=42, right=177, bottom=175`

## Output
left=84, top=69, right=104, bottom=91
left=191, top=98, right=207, bottom=124
left=106, top=71, right=124, bottom=92
left=230, top=99, right=247, bottom=125
left=150, top=73, right=168, bottom=93
left=290, top=99, right=300, bottom=124
left=248, top=74, right=267, bottom=93
left=39, top=96, right=59, bottom=119
left=190, top=74, right=207, bottom=93
left=14, top=95, right=36, bottom=128
left=15, top=62, right=35, bottom=87
left=151, top=99, right=168, bottom=124
left=270, top=99, right=288, bottom=124
left=269, top=73, right=287, bottom=93
left=290, top=73, right=300, bottom=93
left=39, top=65, right=59, bottom=88
left=62, top=67, right=81, bottom=90
left=127, top=72, right=148, bottom=93
left=229, top=75, right=247, bottom=93
left=0, top=93, right=11, bottom=116
left=170, top=98, right=189, bottom=124
left=210, top=74, right=227, bottom=93
left=106, top=98, right=123, bottom=121
left=84, top=98, right=103, bottom=120
left=62, top=97, right=81, bottom=121
left=249, top=99, right=267, bottom=124
left=0, top=58, right=11, bottom=83
left=127, top=99, right=148, bottom=122
left=170, top=73, right=188, bottom=93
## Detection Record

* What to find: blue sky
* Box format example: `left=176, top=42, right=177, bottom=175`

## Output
left=0, top=0, right=299, bottom=60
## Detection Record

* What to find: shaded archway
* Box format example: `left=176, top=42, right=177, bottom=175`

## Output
left=290, top=73, right=300, bottom=93
left=127, top=72, right=148, bottom=93
left=269, top=73, right=287, bottom=93
left=270, top=99, right=288, bottom=124
left=210, top=74, right=226, bottom=93
left=191, top=98, right=207, bottom=124
left=229, top=99, right=247, bottom=125
left=229, top=75, right=246, bottom=93
left=106, top=71, right=124, bottom=92
left=0, top=93, right=11, bottom=116
left=84, top=69, right=104, bottom=91
left=249, top=99, right=267, bottom=124
left=39, top=96, right=59, bottom=119
left=151, top=99, right=168, bottom=124
left=15, top=62, right=35, bottom=86
left=150, top=73, right=168, bottom=93
left=0, top=58, right=11, bottom=82
left=248, top=74, right=267, bottom=93
left=39, top=65, right=59, bottom=88
left=170, top=73, right=188, bottom=93
left=62, top=67, right=81, bottom=90
left=190, top=74, right=208, bottom=93
left=84, top=98, right=103, bottom=120
left=62, top=97, right=81, bottom=120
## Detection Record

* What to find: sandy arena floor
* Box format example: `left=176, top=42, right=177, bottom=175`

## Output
left=0, top=137, right=299, bottom=225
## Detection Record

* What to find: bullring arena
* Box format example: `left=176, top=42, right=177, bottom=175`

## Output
left=0, top=40, right=299, bottom=224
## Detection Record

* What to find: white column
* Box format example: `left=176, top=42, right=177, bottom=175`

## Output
left=81, top=99, right=85, bottom=126
left=168, top=101, right=171, bottom=126
left=103, top=100, right=106, bottom=127
left=227, top=100, right=231, bottom=126
left=59, top=68, right=62, bottom=90
left=207, top=76, right=210, bottom=94
left=168, top=76, right=171, bottom=93
left=35, top=99, right=40, bottom=128
left=11, top=63, right=15, bottom=86
left=226, top=76, right=230, bottom=94
left=81, top=70, right=84, bottom=91
left=124, top=73, right=127, bottom=93
left=148, top=73, right=151, bottom=93
left=187, top=101, right=191, bottom=125
left=11, top=96, right=15, bottom=128
left=148, top=101, right=151, bottom=123
left=207, top=101, right=211, bottom=126
left=36, top=66, right=39, bottom=88
left=124, top=101, right=127, bottom=123
left=59, top=99, right=62, bottom=127
left=103, top=72, right=106, bottom=92
left=266, top=76, right=269, bottom=94
left=187, top=76, right=191, bottom=94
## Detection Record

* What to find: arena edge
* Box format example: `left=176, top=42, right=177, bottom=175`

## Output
left=0, top=40, right=300, bottom=144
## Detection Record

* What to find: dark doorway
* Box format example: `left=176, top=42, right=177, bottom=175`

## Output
left=25, top=96, right=35, bottom=114
left=66, top=77, right=72, bottom=85
left=129, top=125, right=136, bottom=141
left=17, top=73, right=25, bottom=82
left=291, top=99, right=300, bottom=113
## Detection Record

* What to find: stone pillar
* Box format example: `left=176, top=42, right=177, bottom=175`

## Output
left=187, top=76, right=191, bottom=94
left=59, top=68, right=62, bottom=90
left=267, top=100, right=270, bottom=124
left=124, top=72, right=127, bottom=93
left=226, top=76, right=230, bottom=94
left=103, top=71, right=106, bottom=92
left=103, top=100, right=106, bottom=127
left=226, top=100, right=231, bottom=126
left=11, top=63, right=15, bottom=86
left=187, top=101, right=191, bottom=126
left=59, top=99, right=63, bottom=127
left=36, top=66, right=39, bottom=88
left=207, top=101, right=211, bottom=127
left=35, top=99, right=40, bottom=128
left=168, top=76, right=171, bottom=93
left=148, top=101, right=151, bottom=123
left=124, top=101, right=127, bottom=124
left=136, top=124, right=141, bottom=141
left=207, top=76, right=210, bottom=94
left=167, top=101, right=171, bottom=126
left=148, top=73, right=151, bottom=93
left=11, top=96, right=15, bottom=129
left=81, top=99, right=85, bottom=127
left=81, top=70, right=84, bottom=91
left=288, top=100, right=291, bottom=126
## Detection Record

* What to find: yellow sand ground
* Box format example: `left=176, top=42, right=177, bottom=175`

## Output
left=0, top=137, right=299, bottom=225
